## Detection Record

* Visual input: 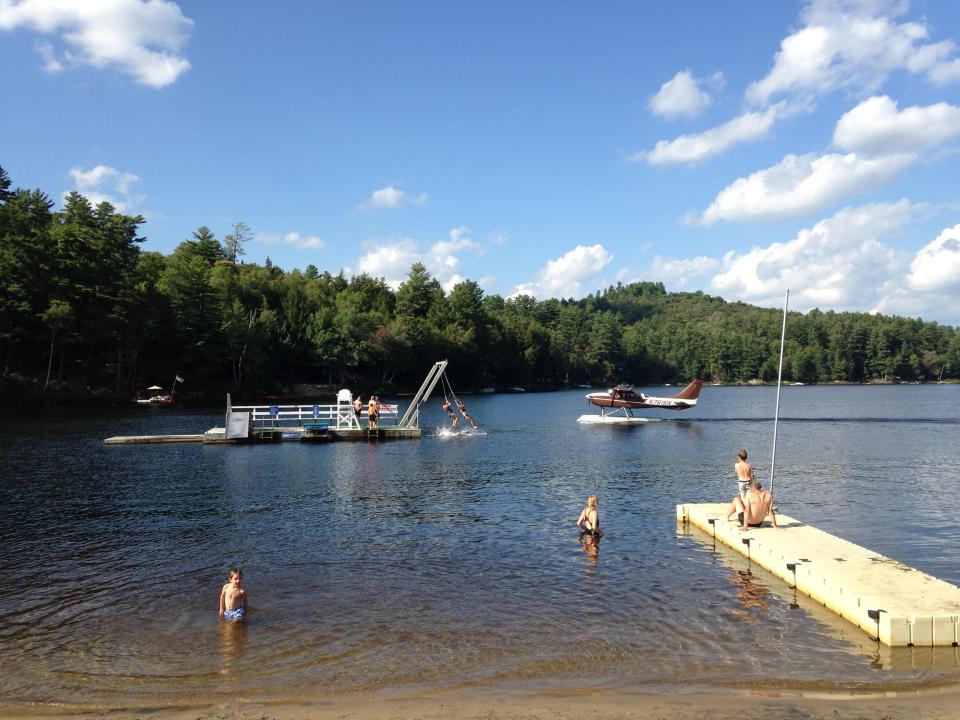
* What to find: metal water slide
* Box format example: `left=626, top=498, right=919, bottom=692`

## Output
left=398, top=360, right=449, bottom=429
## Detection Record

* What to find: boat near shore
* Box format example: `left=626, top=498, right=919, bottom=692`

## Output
left=134, top=385, right=175, bottom=405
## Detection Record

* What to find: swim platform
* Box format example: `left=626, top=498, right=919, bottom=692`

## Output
left=676, top=502, right=960, bottom=647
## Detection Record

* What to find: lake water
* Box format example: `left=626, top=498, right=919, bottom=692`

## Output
left=2, top=385, right=959, bottom=708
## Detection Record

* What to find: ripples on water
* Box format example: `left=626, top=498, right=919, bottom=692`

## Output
left=1, top=385, right=959, bottom=706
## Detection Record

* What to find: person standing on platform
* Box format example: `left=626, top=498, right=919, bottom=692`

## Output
left=368, top=395, right=378, bottom=430
left=734, top=449, right=756, bottom=500
left=353, top=395, right=363, bottom=425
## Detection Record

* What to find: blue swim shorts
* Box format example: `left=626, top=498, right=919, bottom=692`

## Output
left=738, top=480, right=749, bottom=496
left=223, top=607, right=245, bottom=621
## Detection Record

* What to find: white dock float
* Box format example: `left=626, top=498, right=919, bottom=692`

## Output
left=104, top=434, right=204, bottom=444
left=676, top=502, right=960, bottom=647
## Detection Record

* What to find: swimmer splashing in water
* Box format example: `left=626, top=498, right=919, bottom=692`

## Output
left=442, top=399, right=459, bottom=428
left=456, top=401, right=477, bottom=429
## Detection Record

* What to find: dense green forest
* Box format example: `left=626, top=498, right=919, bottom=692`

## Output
left=2, top=165, right=959, bottom=403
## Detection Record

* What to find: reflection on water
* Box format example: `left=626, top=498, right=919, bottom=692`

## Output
left=578, top=531, right=601, bottom=563
left=727, top=569, right=771, bottom=623
left=0, top=386, right=959, bottom=706
left=681, top=521, right=960, bottom=676
left=218, top=616, right=248, bottom=676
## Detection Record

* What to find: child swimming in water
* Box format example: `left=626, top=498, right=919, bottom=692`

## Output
left=219, top=568, right=247, bottom=621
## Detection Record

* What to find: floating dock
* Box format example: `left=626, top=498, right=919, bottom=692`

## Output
left=104, top=434, right=204, bottom=445
left=104, top=426, right=421, bottom=445
left=203, top=426, right=420, bottom=442
left=107, top=362, right=449, bottom=446
left=676, top=502, right=960, bottom=647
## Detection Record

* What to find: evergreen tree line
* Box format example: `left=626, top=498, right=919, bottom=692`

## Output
left=2, top=166, right=959, bottom=403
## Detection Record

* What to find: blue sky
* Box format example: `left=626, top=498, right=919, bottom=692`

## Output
left=3, top=0, right=960, bottom=323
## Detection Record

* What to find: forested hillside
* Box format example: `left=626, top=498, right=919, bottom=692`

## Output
left=2, top=166, right=958, bottom=403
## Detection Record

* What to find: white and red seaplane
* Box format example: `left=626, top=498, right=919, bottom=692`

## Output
left=577, top=379, right=703, bottom=424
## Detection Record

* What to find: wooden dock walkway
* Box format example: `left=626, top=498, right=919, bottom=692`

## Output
left=676, top=502, right=960, bottom=647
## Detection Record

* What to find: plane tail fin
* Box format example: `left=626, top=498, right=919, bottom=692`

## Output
left=670, top=379, right=703, bottom=401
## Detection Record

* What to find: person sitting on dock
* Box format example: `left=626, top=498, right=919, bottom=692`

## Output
left=219, top=568, right=247, bottom=621
left=456, top=401, right=477, bottom=429
left=734, top=448, right=755, bottom=500
left=725, top=478, right=779, bottom=531
left=576, top=495, right=603, bottom=537
left=442, top=400, right=458, bottom=428
left=368, top=396, right=379, bottom=430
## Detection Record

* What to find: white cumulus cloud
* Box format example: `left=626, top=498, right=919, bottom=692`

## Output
left=833, top=95, right=960, bottom=155
left=639, top=106, right=781, bottom=165
left=906, top=224, right=960, bottom=292
left=67, top=164, right=144, bottom=212
left=708, top=201, right=916, bottom=311
left=255, top=231, right=326, bottom=250
left=648, top=256, right=721, bottom=289
left=0, top=0, right=193, bottom=87
left=511, top=244, right=613, bottom=299
left=649, top=70, right=720, bottom=119
left=350, top=227, right=484, bottom=290
left=637, top=1, right=960, bottom=168
left=353, top=238, right=420, bottom=287
left=358, top=185, right=429, bottom=211
left=694, top=151, right=914, bottom=225
left=746, top=0, right=960, bottom=107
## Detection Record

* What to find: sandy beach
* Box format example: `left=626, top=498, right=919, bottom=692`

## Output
left=6, top=686, right=960, bottom=720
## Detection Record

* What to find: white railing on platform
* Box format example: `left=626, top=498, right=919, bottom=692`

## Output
left=232, top=403, right=399, bottom=431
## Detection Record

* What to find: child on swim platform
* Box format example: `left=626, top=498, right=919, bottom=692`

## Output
left=219, top=568, right=247, bottom=621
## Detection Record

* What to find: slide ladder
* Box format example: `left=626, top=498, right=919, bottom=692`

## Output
left=398, top=360, right=448, bottom=429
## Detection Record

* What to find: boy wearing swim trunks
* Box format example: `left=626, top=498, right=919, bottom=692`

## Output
left=219, top=568, right=247, bottom=621
left=734, top=449, right=755, bottom=499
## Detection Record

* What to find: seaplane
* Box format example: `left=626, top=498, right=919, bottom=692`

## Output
left=577, top=379, right=703, bottom=425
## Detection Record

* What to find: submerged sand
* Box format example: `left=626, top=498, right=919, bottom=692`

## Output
left=6, top=686, right=960, bottom=720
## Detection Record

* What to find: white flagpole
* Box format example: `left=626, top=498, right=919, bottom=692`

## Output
left=769, top=289, right=789, bottom=495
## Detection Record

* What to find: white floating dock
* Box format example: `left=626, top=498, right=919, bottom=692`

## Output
left=104, top=434, right=204, bottom=444
left=676, top=502, right=960, bottom=647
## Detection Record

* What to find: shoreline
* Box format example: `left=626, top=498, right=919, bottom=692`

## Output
left=6, top=684, right=960, bottom=720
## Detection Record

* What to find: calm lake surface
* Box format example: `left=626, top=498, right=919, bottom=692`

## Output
left=2, top=385, right=959, bottom=708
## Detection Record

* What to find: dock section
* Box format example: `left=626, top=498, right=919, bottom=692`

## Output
left=201, top=426, right=421, bottom=443
left=106, top=363, right=449, bottom=446
left=676, top=502, right=960, bottom=647
left=104, top=434, right=204, bottom=444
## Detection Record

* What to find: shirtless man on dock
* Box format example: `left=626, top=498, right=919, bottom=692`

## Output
left=725, top=478, right=779, bottom=531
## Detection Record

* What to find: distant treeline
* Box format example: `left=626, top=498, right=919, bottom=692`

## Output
left=2, top=166, right=959, bottom=403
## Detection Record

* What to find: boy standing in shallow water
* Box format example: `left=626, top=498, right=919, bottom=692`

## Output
left=219, top=568, right=247, bottom=621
